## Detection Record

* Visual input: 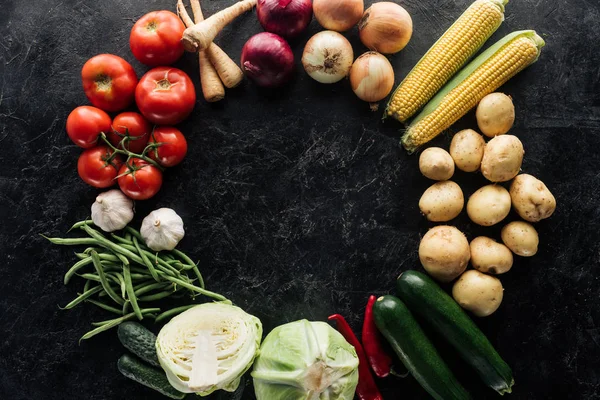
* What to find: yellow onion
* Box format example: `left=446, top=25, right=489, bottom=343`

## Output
left=350, top=52, right=394, bottom=110
left=313, top=0, right=364, bottom=32
left=359, top=2, right=413, bottom=54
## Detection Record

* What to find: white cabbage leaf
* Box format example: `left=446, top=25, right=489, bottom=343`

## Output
left=156, top=303, right=262, bottom=396
left=251, top=320, right=359, bottom=400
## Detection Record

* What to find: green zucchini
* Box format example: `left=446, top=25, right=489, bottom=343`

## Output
left=118, top=322, right=160, bottom=367
left=396, top=270, right=514, bottom=394
left=118, top=353, right=185, bottom=399
left=373, top=295, right=471, bottom=400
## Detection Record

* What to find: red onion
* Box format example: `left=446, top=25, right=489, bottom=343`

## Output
left=257, top=0, right=313, bottom=38
left=241, top=32, right=295, bottom=88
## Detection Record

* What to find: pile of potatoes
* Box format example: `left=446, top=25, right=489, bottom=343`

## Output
left=417, top=93, right=557, bottom=317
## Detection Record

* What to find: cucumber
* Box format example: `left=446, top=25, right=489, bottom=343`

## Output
left=373, top=295, right=471, bottom=400
left=118, top=322, right=160, bottom=367
left=396, top=270, right=514, bottom=394
left=118, top=353, right=185, bottom=399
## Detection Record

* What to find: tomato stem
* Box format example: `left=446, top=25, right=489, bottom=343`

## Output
left=99, top=133, right=164, bottom=171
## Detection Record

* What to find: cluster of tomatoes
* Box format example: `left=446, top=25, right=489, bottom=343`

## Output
left=66, top=10, right=197, bottom=200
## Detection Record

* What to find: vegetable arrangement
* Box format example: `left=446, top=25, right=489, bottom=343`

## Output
left=53, top=0, right=556, bottom=398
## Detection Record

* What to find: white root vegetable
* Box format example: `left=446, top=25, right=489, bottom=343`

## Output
left=510, top=174, right=556, bottom=222
left=466, top=184, right=511, bottom=226
left=470, top=236, right=513, bottom=275
left=182, top=0, right=257, bottom=52
left=419, top=147, right=455, bottom=180
left=419, top=181, right=464, bottom=222
left=476, top=93, right=515, bottom=137
left=452, top=270, right=504, bottom=317
left=501, top=221, right=539, bottom=257
left=449, top=129, right=485, bottom=172
left=481, top=135, right=524, bottom=182
left=419, top=225, right=470, bottom=282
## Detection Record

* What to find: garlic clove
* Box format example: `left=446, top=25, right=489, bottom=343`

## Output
left=141, top=208, right=185, bottom=251
left=91, top=189, right=134, bottom=232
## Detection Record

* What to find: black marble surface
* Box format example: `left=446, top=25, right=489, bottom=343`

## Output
left=1, top=0, right=599, bottom=399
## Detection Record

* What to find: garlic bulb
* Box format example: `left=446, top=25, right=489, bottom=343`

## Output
left=141, top=208, right=185, bottom=251
left=91, top=189, right=134, bottom=232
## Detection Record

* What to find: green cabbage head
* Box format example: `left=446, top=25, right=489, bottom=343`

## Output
left=252, top=319, right=359, bottom=400
left=156, top=303, right=262, bottom=396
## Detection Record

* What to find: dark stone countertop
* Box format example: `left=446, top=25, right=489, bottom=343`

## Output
left=1, top=0, right=599, bottom=399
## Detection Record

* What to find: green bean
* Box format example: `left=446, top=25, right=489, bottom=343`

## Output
left=79, top=308, right=160, bottom=342
left=83, top=279, right=93, bottom=292
left=133, top=236, right=159, bottom=282
left=191, top=265, right=205, bottom=289
left=122, top=300, right=131, bottom=315
left=42, top=235, right=98, bottom=247
left=124, top=226, right=144, bottom=242
left=124, top=232, right=133, bottom=242
left=134, top=281, right=170, bottom=297
left=123, top=264, right=143, bottom=320
left=111, top=233, right=133, bottom=245
left=171, top=248, right=198, bottom=271
left=81, top=225, right=144, bottom=265
left=91, top=250, right=124, bottom=306
left=162, top=275, right=227, bottom=302
left=64, top=257, right=94, bottom=284
left=138, top=291, right=174, bottom=302
left=68, top=219, right=94, bottom=232
left=115, top=252, right=130, bottom=266
left=109, top=272, right=126, bottom=299
left=85, top=298, right=122, bottom=315
left=60, top=286, right=103, bottom=310
left=154, top=304, right=197, bottom=324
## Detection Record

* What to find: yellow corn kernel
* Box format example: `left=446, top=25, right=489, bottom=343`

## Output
left=386, top=0, right=507, bottom=123
left=402, top=31, right=545, bottom=153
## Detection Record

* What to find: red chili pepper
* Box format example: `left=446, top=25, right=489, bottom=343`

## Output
left=362, top=295, right=394, bottom=378
left=328, top=314, right=383, bottom=400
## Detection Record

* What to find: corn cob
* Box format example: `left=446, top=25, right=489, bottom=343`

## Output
left=386, top=0, right=508, bottom=123
left=401, top=30, right=545, bottom=153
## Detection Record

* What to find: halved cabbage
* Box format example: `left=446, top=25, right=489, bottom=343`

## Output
left=251, top=320, right=359, bottom=400
left=156, top=303, right=262, bottom=396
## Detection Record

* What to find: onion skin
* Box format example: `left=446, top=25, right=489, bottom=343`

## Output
left=257, top=0, right=313, bottom=38
left=313, top=0, right=364, bottom=32
left=350, top=52, right=394, bottom=103
left=241, top=32, right=295, bottom=88
left=302, top=31, right=354, bottom=84
left=359, top=2, right=413, bottom=54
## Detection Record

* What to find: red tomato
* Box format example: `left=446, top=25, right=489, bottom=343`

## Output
left=148, top=126, right=188, bottom=167
left=66, top=106, right=111, bottom=148
left=118, top=158, right=163, bottom=200
left=107, top=112, right=151, bottom=154
left=82, top=54, right=138, bottom=112
left=135, top=67, right=196, bottom=125
left=130, top=11, right=185, bottom=66
left=77, top=145, right=123, bottom=188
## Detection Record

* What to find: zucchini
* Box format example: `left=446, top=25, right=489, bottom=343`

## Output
left=396, top=270, right=514, bottom=394
left=118, top=353, right=185, bottom=399
left=118, top=322, right=160, bottom=367
left=373, top=295, right=471, bottom=400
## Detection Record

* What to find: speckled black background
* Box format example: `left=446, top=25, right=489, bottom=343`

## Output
left=1, top=0, right=599, bottom=399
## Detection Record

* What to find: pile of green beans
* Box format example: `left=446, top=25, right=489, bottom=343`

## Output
left=45, top=220, right=228, bottom=341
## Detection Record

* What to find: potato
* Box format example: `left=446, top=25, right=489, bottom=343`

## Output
left=419, top=225, right=470, bottom=282
left=481, top=135, right=524, bottom=182
left=510, top=174, right=556, bottom=222
left=419, top=181, right=464, bottom=222
left=419, top=147, right=455, bottom=180
left=476, top=93, right=515, bottom=137
left=449, top=129, right=485, bottom=172
left=466, top=185, right=511, bottom=226
left=470, top=236, right=513, bottom=275
left=501, top=221, right=539, bottom=257
left=452, top=270, right=504, bottom=317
